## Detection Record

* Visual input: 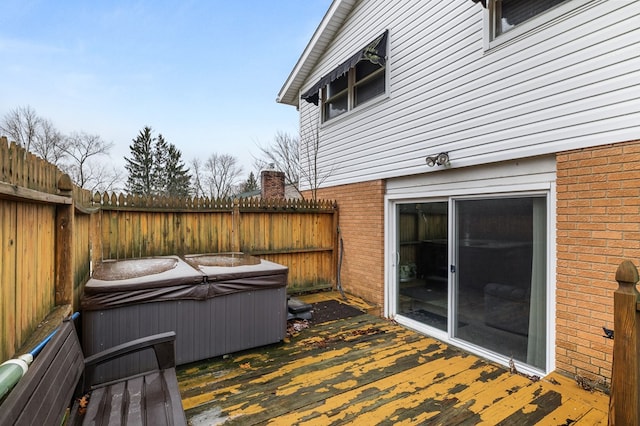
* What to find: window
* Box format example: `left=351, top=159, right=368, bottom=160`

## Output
left=323, top=73, right=349, bottom=121
left=354, top=60, right=386, bottom=107
left=322, top=58, right=386, bottom=121
left=490, top=0, right=569, bottom=39
left=301, top=31, right=388, bottom=122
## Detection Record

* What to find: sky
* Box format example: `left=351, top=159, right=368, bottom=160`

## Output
left=0, top=1, right=332, bottom=177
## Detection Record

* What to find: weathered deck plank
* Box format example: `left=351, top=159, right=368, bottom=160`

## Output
left=177, top=292, right=608, bottom=425
left=270, top=354, right=481, bottom=425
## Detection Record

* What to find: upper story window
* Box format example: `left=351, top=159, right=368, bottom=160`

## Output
left=302, top=31, right=388, bottom=123
left=489, top=0, right=569, bottom=39
left=323, top=56, right=386, bottom=121
left=324, top=72, right=348, bottom=120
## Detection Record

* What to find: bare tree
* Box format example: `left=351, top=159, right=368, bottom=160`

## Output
left=190, top=157, right=206, bottom=198
left=255, top=131, right=300, bottom=192
left=62, top=132, right=114, bottom=190
left=0, top=106, right=40, bottom=152
left=0, top=105, right=120, bottom=191
left=32, top=118, right=68, bottom=165
left=0, top=106, right=69, bottom=165
left=200, top=153, right=243, bottom=199
left=299, top=120, right=333, bottom=201
left=75, top=160, right=123, bottom=193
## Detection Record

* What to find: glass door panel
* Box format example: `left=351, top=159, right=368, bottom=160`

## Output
left=396, top=202, right=448, bottom=331
left=453, top=197, right=547, bottom=370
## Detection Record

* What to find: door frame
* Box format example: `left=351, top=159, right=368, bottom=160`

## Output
left=385, top=181, right=557, bottom=376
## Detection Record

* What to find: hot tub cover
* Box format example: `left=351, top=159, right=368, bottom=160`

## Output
left=184, top=253, right=288, bottom=281
left=85, top=256, right=204, bottom=293
left=81, top=254, right=288, bottom=311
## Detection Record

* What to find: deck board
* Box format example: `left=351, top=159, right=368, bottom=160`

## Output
left=177, top=292, right=608, bottom=425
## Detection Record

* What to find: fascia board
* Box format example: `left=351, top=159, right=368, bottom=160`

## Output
left=276, top=0, right=357, bottom=106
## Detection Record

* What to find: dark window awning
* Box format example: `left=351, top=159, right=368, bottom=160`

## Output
left=301, top=30, right=388, bottom=106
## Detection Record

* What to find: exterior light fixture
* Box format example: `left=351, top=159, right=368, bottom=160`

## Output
left=425, top=152, right=450, bottom=167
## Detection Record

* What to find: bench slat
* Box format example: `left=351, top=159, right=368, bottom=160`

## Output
left=145, top=371, right=171, bottom=425
left=124, top=376, right=145, bottom=425
left=106, top=381, right=127, bottom=424
left=0, top=321, right=83, bottom=426
left=34, top=338, right=83, bottom=422
left=81, top=385, right=106, bottom=425
left=160, top=368, right=186, bottom=424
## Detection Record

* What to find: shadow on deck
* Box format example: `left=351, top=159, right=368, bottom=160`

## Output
left=177, top=292, right=608, bottom=425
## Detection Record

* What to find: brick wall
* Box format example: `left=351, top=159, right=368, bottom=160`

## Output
left=556, top=140, right=640, bottom=383
left=314, top=179, right=386, bottom=311
left=261, top=170, right=285, bottom=199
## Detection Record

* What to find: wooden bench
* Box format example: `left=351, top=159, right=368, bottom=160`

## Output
left=0, top=317, right=187, bottom=425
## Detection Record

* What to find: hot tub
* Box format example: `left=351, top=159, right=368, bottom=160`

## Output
left=81, top=254, right=288, bottom=381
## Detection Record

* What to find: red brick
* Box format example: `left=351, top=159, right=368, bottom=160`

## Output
left=592, top=164, right=623, bottom=174
left=315, top=180, right=385, bottom=308
left=556, top=140, right=640, bottom=381
left=567, top=150, right=593, bottom=161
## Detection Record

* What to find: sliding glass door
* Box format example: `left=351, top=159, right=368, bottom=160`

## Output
left=394, top=195, right=548, bottom=371
left=453, top=196, right=547, bottom=370
left=396, top=202, right=449, bottom=331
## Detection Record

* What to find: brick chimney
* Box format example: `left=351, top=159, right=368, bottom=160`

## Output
left=261, top=170, right=285, bottom=199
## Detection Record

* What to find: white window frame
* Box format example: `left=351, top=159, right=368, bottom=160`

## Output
left=482, top=0, right=603, bottom=51
left=321, top=61, right=387, bottom=123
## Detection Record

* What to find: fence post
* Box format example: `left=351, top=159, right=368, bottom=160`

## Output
left=55, top=174, right=74, bottom=305
left=609, top=260, right=640, bottom=425
left=232, top=198, right=240, bottom=252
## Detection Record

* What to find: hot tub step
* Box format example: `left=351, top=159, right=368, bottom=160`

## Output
left=288, top=297, right=313, bottom=320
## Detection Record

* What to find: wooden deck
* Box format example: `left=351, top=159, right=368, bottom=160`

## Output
left=177, top=292, right=609, bottom=425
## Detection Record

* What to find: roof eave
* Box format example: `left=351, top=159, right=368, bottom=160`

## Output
left=276, top=0, right=357, bottom=107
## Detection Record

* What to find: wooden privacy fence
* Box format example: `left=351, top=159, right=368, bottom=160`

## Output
left=609, top=260, right=640, bottom=425
left=0, top=136, right=339, bottom=364
left=96, top=193, right=339, bottom=292
left=0, top=137, right=91, bottom=362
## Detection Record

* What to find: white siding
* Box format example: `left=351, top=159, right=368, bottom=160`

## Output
left=298, top=0, right=640, bottom=189
left=386, top=155, right=557, bottom=198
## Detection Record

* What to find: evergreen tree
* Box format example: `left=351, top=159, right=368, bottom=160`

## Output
left=152, top=133, right=170, bottom=194
left=164, top=144, right=191, bottom=197
left=125, top=126, right=191, bottom=197
left=125, top=126, right=155, bottom=196
left=240, top=172, right=259, bottom=193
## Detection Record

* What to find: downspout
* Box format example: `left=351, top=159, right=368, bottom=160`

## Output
left=336, top=226, right=346, bottom=301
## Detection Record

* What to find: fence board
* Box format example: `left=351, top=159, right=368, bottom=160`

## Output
left=40, top=205, right=55, bottom=319
left=16, top=203, right=27, bottom=343
left=73, top=212, right=94, bottom=308
left=35, top=206, right=43, bottom=322
left=0, top=200, right=17, bottom=361
left=97, top=208, right=258, bottom=260
left=0, top=200, right=56, bottom=360
left=0, top=137, right=60, bottom=193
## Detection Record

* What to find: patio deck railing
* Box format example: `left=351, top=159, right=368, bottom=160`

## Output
left=609, top=260, right=640, bottom=425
